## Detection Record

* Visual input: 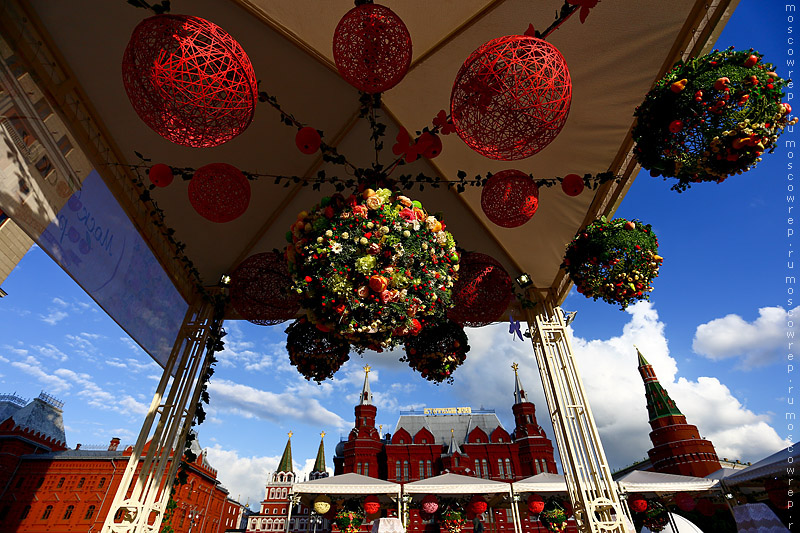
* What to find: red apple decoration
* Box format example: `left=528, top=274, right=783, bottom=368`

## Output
left=296, top=127, right=322, bottom=154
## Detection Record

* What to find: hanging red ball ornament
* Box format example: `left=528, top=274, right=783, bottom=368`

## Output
left=481, top=170, right=539, bottom=228
left=451, top=35, right=571, bottom=160
left=527, top=494, right=545, bottom=515
left=148, top=164, right=174, bottom=187
left=122, top=15, right=257, bottom=147
left=230, top=252, right=301, bottom=326
left=421, top=495, right=439, bottom=515
left=765, top=478, right=790, bottom=510
left=419, top=132, right=443, bottom=159
left=561, top=173, right=584, bottom=196
left=673, top=492, right=696, bottom=512
left=364, top=495, right=381, bottom=515
left=188, top=163, right=251, bottom=223
left=627, top=494, right=647, bottom=514
left=296, top=127, right=322, bottom=154
left=695, top=498, right=714, bottom=517
left=448, top=251, right=513, bottom=327
left=468, top=496, right=488, bottom=515
left=332, top=4, right=412, bottom=93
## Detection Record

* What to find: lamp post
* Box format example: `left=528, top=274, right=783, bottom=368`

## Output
left=187, top=509, right=200, bottom=533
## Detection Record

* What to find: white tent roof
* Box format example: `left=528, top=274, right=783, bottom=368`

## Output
left=704, top=467, right=740, bottom=481
left=292, top=473, right=401, bottom=495
left=725, top=443, right=800, bottom=485
left=511, top=473, right=568, bottom=493
left=616, top=470, right=719, bottom=494
left=403, top=473, right=511, bottom=494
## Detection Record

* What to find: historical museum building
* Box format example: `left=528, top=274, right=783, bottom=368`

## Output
left=0, top=391, right=244, bottom=533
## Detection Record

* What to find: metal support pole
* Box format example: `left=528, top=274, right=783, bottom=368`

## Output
left=101, top=296, right=222, bottom=533
left=523, top=297, right=625, bottom=533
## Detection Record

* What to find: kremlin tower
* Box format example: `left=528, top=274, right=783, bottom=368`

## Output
left=637, top=348, right=722, bottom=477
left=510, top=363, right=557, bottom=475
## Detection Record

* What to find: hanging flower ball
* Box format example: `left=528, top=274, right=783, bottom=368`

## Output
left=480, top=170, right=539, bottom=228
left=695, top=498, right=715, bottom=517
left=403, top=319, right=470, bottom=384
left=188, top=163, right=251, bottom=223
left=122, top=15, right=257, bottom=147
left=468, top=496, right=487, bottom=515
left=421, top=495, right=439, bottom=515
left=285, top=317, right=351, bottom=383
left=642, top=501, right=669, bottom=532
left=148, top=164, right=174, bottom=187
left=314, top=495, right=332, bottom=515
left=527, top=494, right=544, bottom=515
left=231, top=252, right=301, bottom=326
left=633, top=47, right=798, bottom=191
left=561, top=173, right=584, bottom=197
left=451, top=35, right=571, bottom=160
left=627, top=494, right=648, bottom=514
left=440, top=509, right=466, bottom=533
left=561, top=217, right=662, bottom=309
left=287, top=189, right=459, bottom=354
left=296, top=127, right=322, bottom=154
left=448, top=251, right=513, bottom=327
left=332, top=4, right=412, bottom=93
left=538, top=503, right=567, bottom=533
left=335, top=509, right=364, bottom=533
left=364, top=495, right=381, bottom=515
left=673, top=492, right=696, bottom=512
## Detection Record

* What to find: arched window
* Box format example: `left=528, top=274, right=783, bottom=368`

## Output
left=357, top=462, right=362, bottom=475
left=98, top=477, right=106, bottom=488
left=282, top=488, right=288, bottom=498
left=42, top=505, right=53, bottom=520
left=63, top=505, right=74, bottom=519
left=77, top=478, right=85, bottom=488
left=426, top=460, right=432, bottom=478
left=497, top=459, right=504, bottom=478
left=474, top=460, right=480, bottom=475
left=85, top=505, right=96, bottom=520
left=265, top=509, right=270, bottom=515
left=504, top=459, right=512, bottom=479
left=419, top=461, right=425, bottom=479
left=266, top=519, right=272, bottom=530
left=36, top=477, right=44, bottom=488
left=21, top=505, right=31, bottom=519
left=364, top=463, right=369, bottom=476
left=403, top=460, right=409, bottom=481
left=270, top=489, right=275, bottom=499
left=395, top=461, right=401, bottom=482
left=15, top=477, right=24, bottom=488
left=56, top=477, right=65, bottom=488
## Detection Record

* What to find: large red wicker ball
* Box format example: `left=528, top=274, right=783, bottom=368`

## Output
left=188, top=163, right=251, bottom=223
left=364, top=495, right=381, bottom=515
left=527, top=494, right=544, bottom=515
left=468, top=496, right=488, bottom=515
left=122, top=15, right=257, bottom=147
left=481, top=170, right=539, bottom=227
left=332, top=4, right=412, bottom=93
left=674, top=492, right=696, bottom=512
left=448, top=251, right=513, bottom=327
left=695, top=498, right=714, bottom=517
left=765, top=478, right=790, bottom=509
left=627, top=494, right=647, bottom=514
left=421, top=495, right=439, bottom=515
left=231, top=252, right=301, bottom=325
left=451, top=35, right=571, bottom=160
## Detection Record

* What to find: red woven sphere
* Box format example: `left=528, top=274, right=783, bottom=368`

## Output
left=364, top=495, right=381, bottom=515
left=481, top=170, right=539, bottom=228
left=695, top=498, right=714, bottom=516
left=673, top=492, right=695, bottom=512
left=332, top=4, right=412, bottom=93
left=122, top=15, right=257, bottom=147
left=230, top=252, right=300, bottom=326
left=561, top=173, right=584, bottom=196
left=149, top=163, right=174, bottom=187
left=765, top=478, right=790, bottom=510
left=627, top=494, right=647, bottom=514
left=527, top=495, right=544, bottom=515
left=448, top=252, right=513, bottom=327
left=421, top=495, right=439, bottom=515
left=188, top=163, right=251, bottom=223
left=469, top=496, right=487, bottom=515
left=296, top=127, right=322, bottom=154
left=451, top=35, right=571, bottom=160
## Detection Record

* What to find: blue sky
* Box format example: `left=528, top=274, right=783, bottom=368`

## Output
left=0, top=0, right=793, bottom=508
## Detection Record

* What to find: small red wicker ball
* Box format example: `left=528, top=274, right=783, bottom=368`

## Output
left=481, top=170, right=539, bottom=227
left=296, top=127, right=322, bottom=154
left=364, top=495, right=381, bottom=515
left=469, top=496, right=488, bottom=515
left=122, top=15, right=257, bottom=147
left=561, top=173, right=584, bottom=196
left=421, top=495, right=439, bottom=515
left=628, top=494, right=647, bottom=514
left=448, top=251, right=513, bottom=327
left=451, top=35, right=571, bottom=160
left=332, top=4, right=412, bottom=93
left=188, top=163, right=251, bottom=223
left=527, top=494, right=544, bottom=515
left=149, top=164, right=174, bottom=187
left=673, top=492, right=695, bottom=512
left=230, top=252, right=300, bottom=326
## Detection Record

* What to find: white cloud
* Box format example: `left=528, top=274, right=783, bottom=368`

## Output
left=11, top=356, right=71, bottom=393
left=204, top=445, right=278, bottom=507
left=40, top=309, right=68, bottom=325
left=692, top=306, right=797, bottom=368
left=53, top=368, right=148, bottom=416
left=34, top=343, right=68, bottom=361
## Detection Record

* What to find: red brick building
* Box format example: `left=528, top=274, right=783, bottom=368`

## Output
left=0, top=392, right=243, bottom=532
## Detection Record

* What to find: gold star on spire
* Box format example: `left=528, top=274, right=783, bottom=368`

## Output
left=511, top=362, right=519, bottom=373
left=320, top=431, right=326, bottom=438
left=288, top=431, right=293, bottom=438
left=364, top=364, right=371, bottom=374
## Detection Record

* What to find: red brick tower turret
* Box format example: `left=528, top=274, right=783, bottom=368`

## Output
left=339, top=366, right=383, bottom=477
left=510, top=363, right=557, bottom=475
left=637, top=348, right=721, bottom=477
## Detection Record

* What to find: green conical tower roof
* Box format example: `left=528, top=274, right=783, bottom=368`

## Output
left=312, top=432, right=326, bottom=474
left=277, top=432, right=294, bottom=473
left=636, top=347, right=683, bottom=421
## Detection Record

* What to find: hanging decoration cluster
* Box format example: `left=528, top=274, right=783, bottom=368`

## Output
left=187, top=163, right=251, bottom=223
left=562, top=217, right=662, bottom=309
left=451, top=35, right=571, bottom=160
left=538, top=506, right=567, bottom=533
left=334, top=509, right=364, bottom=533
left=480, top=170, right=540, bottom=227
left=122, top=15, right=257, bottom=147
left=448, top=252, right=513, bottom=327
left=440, top=509, right=466, bottom=533
left=402, top=319, right=469, bottom=384
left=421, top=495, right=439, bottom=515
left=641, top=500, right=669, bottom=532
left=285, top=317, right=351, bottom=382
left=230, top=252, right=300, bottom=326
left=286, top=189, right=460, bottom=353
left=633, top=47, right=797, bottom=191
left=332, top=3, right=412, bottom=93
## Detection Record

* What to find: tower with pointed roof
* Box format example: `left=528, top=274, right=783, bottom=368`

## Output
left=336, top=366, right=384, bottom=478
left=637, top=348, right=721, bottom=477
left=310, top=432, right=329, bottom=480
left=510, top=363, right=557, bottom=475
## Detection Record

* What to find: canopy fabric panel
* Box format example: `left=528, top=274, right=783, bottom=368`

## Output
left=616, top=470, right=719, bottom=494
left=724, top=443, right=800, bottom=485
left=511, top=472, right=568, bottom=493
left=291, top=473, right=401, bottom=495
left=403, top=473, right=511, bottom=494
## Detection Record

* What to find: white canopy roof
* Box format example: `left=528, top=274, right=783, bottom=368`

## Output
left=511, top=473, right=568, bottom=493
left=403, top=473, right=511, bottom=494
left=703, top=467, right=740, bottom=481
left=725, top=443, right=800, bottom=485
left=292, top=473, right=401, bottom=495
left=616, top=470, right=719, bottom=494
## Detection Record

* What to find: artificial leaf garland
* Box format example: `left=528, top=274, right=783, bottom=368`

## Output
left=633, top=47, right=797, bottom=191
left=562, top=217, right=662, bottom=309
left=286, top=188, right=459, bottom=352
